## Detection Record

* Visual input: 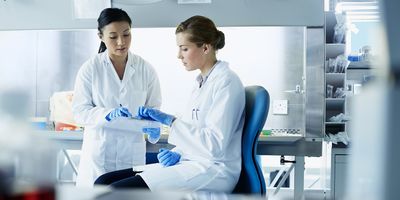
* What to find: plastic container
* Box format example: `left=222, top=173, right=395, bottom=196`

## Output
left=261, top=129, right=272, bottom=136
left=348, top=51, right=361, bottom=62
left=30, top=117, right=48, bottom=130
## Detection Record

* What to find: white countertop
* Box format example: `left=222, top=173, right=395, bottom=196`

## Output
left=34, top=130, right=84, bottom=140
left=34, top=130, right=302, bottom=143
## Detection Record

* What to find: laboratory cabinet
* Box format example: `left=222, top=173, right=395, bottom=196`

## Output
left=330, top=146, right=349, bottom=200
left=325, top=11, right=375, bottom=199
left=325, top=11, right=348, bottom=142
left=325, top=11, right=349, bottom=200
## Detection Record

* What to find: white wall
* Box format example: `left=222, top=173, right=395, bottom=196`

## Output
left=131, top=26, right=306, bottom=133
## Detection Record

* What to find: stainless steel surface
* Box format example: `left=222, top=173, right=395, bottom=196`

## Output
left=115, top=0, right=324, bottom=27
left=0, top=30, right=98, bottom=117
left=258, top=139, right=322, bottom=157
left=0, top=0, right=323, bottom=30
left=305, top=28, right=325, bottom=139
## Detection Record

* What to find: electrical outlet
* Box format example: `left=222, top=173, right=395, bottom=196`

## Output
left=273, top=100, right=288, bottom=115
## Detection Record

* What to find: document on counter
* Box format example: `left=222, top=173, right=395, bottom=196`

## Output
left=104, top=118, right=161, bottom=132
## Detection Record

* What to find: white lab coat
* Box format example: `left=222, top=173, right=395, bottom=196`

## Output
left=139, top=61, right=245, bottom=193
left=72, top=50, right=161, bottom=187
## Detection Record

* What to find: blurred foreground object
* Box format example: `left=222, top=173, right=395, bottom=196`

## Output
left=0, top=89, right=56, bottom=199
left=346, top=0, right=400, bottom=199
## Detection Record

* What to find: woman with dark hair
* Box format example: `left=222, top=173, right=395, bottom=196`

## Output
left=72, top=8, right=161, bottom=187
left=95, top=15, right=245, bottom=193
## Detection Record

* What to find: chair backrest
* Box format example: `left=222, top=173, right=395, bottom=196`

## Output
left=232, top=85, right=270, bottom=195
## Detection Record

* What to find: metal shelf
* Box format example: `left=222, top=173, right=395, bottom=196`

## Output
left=347, top=61, right=372, bottom=69
left=326, top=43, right=346, bottom=58
left=325, top=122, right=346, bottom=125
left=326, top=98, right=345, bottom=109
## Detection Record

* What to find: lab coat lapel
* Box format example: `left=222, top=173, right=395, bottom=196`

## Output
left=121, top=53, right=136, bottom=90
left=191, top=61, right=225, bottom=102
left=103, top=52, right=123, bottom=87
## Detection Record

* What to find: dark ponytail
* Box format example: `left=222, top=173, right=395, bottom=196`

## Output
left=98, top=41, right=107, bottom=53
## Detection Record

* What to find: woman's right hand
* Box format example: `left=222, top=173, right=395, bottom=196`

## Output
left=105, top=107, right=132, bottom=121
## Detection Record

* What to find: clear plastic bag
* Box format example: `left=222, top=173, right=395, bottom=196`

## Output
left=334, top=87, right=346, bottom=98
left=335, top=55, right=349, bottom=73
left=327, top=58, right=336, bottom=73
left=326, top=84, right=334, bottom=98
left=327, top=55, right=349, bottom=73
left=333, top=14, right=346, bottom=43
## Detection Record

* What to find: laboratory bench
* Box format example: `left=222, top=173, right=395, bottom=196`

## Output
left=38, top=131, right=315, bottom=200
left=38, top=130, right=307, bottom=152
left=58, top=185, right=267, bottom=200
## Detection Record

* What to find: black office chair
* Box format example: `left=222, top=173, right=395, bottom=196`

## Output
left=232, top=85, right=270, bottom=195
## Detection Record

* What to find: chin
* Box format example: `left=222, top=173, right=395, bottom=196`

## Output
left=115, top=51, right=127, bottom=57
left=184, top=66, right=195, bottom=71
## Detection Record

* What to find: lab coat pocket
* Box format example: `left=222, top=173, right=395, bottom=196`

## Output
left=90, top=137, right=106, bottom=167
left=195, top=107, right=210, bottom=126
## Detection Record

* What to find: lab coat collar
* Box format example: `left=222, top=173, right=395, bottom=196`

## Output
left=102, top=50, right=136, bottom=88
left=196, top=60, right=221, bottom=88
left=196, top=60, right=228, bottom=87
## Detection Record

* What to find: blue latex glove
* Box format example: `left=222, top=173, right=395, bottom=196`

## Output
left=137, top=107, right=175, bottom=126
left=142, top=127, right=160, bottom=144
left=105, top=107, right=132, bottom=121
left=157, top=148, right=181, bottom=167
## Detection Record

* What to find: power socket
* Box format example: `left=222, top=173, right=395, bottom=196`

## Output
left=273, top=100, right=288, bottom=115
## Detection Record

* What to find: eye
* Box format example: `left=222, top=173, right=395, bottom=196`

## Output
left=109, top=36, right=117, bottom=40
left=123, top=33, right=131, bottom=37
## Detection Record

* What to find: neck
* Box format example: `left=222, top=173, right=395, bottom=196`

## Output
left=109, top=54, right=128, bottom=70
left=200, top=59, right=218, bottom=76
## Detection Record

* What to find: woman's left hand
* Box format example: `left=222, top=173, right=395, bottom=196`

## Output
left=157, top=148, right=181, bottom=167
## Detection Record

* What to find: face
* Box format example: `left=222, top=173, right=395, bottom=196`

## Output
left=99, top=21, right=131, bottom=59
left=176, top=32, right=206, bottom=71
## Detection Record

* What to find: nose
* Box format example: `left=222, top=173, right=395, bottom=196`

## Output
left=177, top=50, right=183, bottom=59
left=117, top=36, right=125, bottom=46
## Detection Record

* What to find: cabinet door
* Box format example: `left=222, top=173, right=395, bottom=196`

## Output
left=334, top=154, right=348, bottom=199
